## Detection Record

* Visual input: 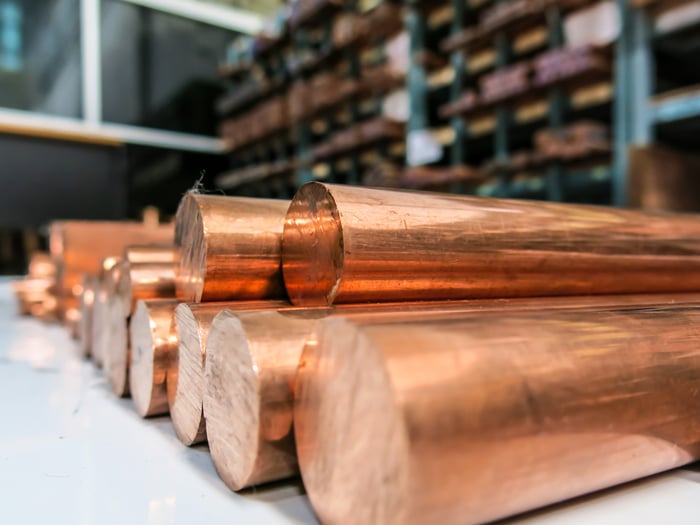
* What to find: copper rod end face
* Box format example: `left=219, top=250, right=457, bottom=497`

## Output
left=174, top=193, right=289, bottom=303
left=295, top=318, right=409, bottom=525
left=203, top=310, right=259, bottom=490
left=282, top=182, right=344, bottom=307
left=169, top=303, right=209, bottom=445
left=130, top=300, right=178, bottom=418
left=174, top=193, right=206, bottom=302
left=203, top=310, right=306, bottom=490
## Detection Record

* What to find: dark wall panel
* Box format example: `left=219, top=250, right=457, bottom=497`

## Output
left=0, top=134, right=127, bottom=227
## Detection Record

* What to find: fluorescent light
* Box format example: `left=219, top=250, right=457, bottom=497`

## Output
left=120, top=0, right=264, bottom=34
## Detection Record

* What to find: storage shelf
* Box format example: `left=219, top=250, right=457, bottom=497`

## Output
left=651, top=85, right=700, bottom=124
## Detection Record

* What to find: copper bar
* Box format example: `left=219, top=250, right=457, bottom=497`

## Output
left=14, top=252, right=58, bottom=320
left=27, top=252, right=56, bottom=280
left=295, top=307, right=700, bottom=525
left=78, top=275, right=99, bottom=356
left=121, top=245, right=176, bottom=312
left=202, top=293, right=700, bottom=491
left=124, top=244, right=175, bottom=265
left=107, top=261, right=176, bottom=397
left=174, top=193, right=289, bottom=302
left=168, top=300, right=288, bottom=443
left=90, top=257, right=121, bottom=367
left=50, top=221, right=173, bottom=317
left=12, top=278, right=56, bottom=318
left=129, top=299, right=180, bottom=418
left=282, top=182, right=700, bottom=306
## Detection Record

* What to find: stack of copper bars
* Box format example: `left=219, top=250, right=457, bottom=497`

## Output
left=15, top=183, right=700, bottom=525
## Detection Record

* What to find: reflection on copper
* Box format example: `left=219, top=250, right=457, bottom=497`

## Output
left=174, top=193, right=289, bottom=303
left=50, top=221, right=173, bottom=317
left=202, top=293, right=700, bottom=491
left=295, top=306, right=700, bottom=525
left=107, top=261, right=177, bottom=398
left=282, top=182, right=700, bottom=306
left=129, top=299, right=180, bottom=418
left=14, top=252, right=58, bottom=320
left=124, top=244, right=175, bottom=265
left=169, top=300, right=288, bottom=445
left=27, top=252, right=56, bottom=280
left=13, top=278, right=56, bottom=319
left=90, top=257, right=122, bottom=367
left=78, top=275, right=99, bottom=357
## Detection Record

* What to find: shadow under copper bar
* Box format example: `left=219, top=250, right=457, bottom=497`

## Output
left=174, top=193, right=289, bottom=303
left=168, top=300, right=288, bottom=443
left=295, top=306, right=700, bottom=525
left=202, top=293, right=700, bottom=492
left=282, top=182, right=700, bottom=306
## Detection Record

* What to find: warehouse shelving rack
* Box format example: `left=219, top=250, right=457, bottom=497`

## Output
left=215, top=0, right=700, bottom=207
left=428, top=0, right=615, bottom=202
left=217, top=0, right=408, bottom=197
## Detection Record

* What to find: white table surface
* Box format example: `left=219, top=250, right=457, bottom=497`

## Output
left=1, top=279, right=698, bottom=524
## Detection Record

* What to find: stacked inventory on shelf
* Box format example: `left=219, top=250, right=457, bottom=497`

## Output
left=213, top=0, right=655, bottom=205
left=423, top=0, right=616, bottom=202
left=620, top=0, right=700, bottom=211
left=215, top=0, right=408, bottom=198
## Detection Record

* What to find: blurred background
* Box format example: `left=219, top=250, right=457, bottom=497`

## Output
left=1, top=0, right=699, bottom=272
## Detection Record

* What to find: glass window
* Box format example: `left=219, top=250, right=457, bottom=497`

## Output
left=0, top=0, right=82, bottom=117
left=101, top=0, right=235, bottom=135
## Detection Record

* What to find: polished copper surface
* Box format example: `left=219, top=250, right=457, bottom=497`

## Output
left=124, top=244, right=175, bottom=265
left=90, top=257, right=121, bottom=367
left=282, top=182, right=700, bottom=306
left=50, top=221, right=173, bottom=317
left=13, top=278, right=56, bottom=319
left=27, top=252, right=56, bottom=280
left=202, top=293, right=700, bottom=491
left=78, top=275, right=98, bottom=356
left=14, top=252, right=58, bottom=320
left=50, top=221, right=174, bottom=275
left=174, top=193, right=289, bottom=303
left=130, top=299, right=180, bottom=418
left=295, top=307, right=700, bottom=525
left=108, top=262, right=177, bottom=398
left=169, top=300, right=288, bottom=445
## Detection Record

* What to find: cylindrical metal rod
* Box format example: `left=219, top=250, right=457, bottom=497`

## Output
left=50, top=221, right=173, bottom=317
left=107, top=261, right=177, bottom=397
left=12, top=278, right=56, bottom=319
left=14, top=252, right=57, bottom=319
left=174, top=193, right=289, bottom=303
left=90, top=257, right=122, bottom=367
left=123, top=244, right=175, bottom=265
left=27, top=252, right=56, bottom=280
left=283, top=182, right=700, bottom=306
left=203, top=293, right=700, bottom=491
left=168, top=300, right=289, bottom=445
left=130, top=299, right=180, bottom=418
left=78, top=275, right=98, bottom=356
left=295, top=307, right=700, bottom=525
